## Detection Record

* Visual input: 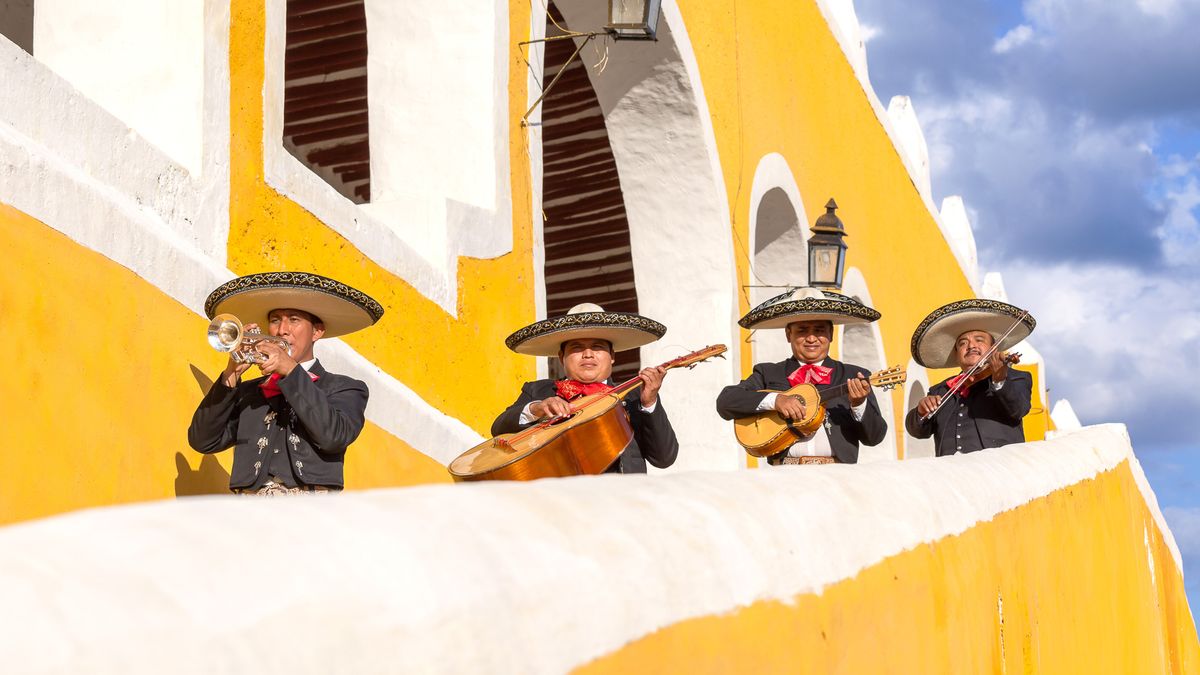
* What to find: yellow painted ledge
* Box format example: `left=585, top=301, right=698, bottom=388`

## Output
left=578, top=460, right=1200, bottom=674
left=0, top=204, right=447, bottom=526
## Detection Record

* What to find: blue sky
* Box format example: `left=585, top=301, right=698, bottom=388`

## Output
left=853, top=0, right=1200, bottom=618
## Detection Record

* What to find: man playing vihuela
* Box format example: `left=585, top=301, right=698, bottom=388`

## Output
left=491, top=303, right=680, bottom=473
left=716, top=288, right=888, bottom=464
left=188, top=272, right=384, bottom=495
left=905, top=299, right=1035, bottom=456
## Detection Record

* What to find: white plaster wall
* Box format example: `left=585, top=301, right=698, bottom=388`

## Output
left=902, top=360, right=936, bottom=459
left=885, top=95, right=931, bottom=200
left=839, top=267, right=898, bottom=461
left=0, top=425, right=1177, bottom=674
left=939, top=195, right=980, bottom=290
left=33, top=0, right=205, bottom=176
left=1051, top=399, right=1083, bottom=432
left=547, top=0, right=738, bottom=471
left=261, top=0, right=514, bottom=315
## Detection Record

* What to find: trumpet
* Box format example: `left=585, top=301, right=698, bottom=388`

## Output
left=206, top=313, right=292, bottom=364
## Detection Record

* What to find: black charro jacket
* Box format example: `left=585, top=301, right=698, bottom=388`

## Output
left=188, top=360, right=368, bottom=489
left=715, top=357, right=888, bottom=464
left=905, top=366, right=1032, bottom=457
left=491, top=379, right=679, bottom=473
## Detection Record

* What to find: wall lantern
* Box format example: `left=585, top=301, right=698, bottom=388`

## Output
left=808, top=198, right=848, bottom=289
left=519, top=0, right=664, bottom=124
left=605, top=0, right=663, bottom=40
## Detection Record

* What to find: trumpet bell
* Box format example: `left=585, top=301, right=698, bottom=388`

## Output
left=207, top=313, right=243, bottom=353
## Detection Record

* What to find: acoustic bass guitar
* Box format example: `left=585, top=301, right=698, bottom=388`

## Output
left=734, top=365, right=906, bottom=458
left=449, top=344, right=727, bottom=482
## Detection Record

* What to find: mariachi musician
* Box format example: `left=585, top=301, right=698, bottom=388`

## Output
left=491, top=303, right=679, bottom=473
left=188, top=272, right=384, bottom=495
left=716, top=287, right=887, bottom=464
left=905, top=299, right=1035, bottom=456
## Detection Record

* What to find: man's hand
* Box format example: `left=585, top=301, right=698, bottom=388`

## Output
left=220, top=322, right=258, bottom=387
left=847, top=373, right=871, bottom=407
left=531, top=396, right=572, bottom=419
left=916, top=394, right=942, bottom=417
left=638, top=366, right=667, bottom=408
left=257, top=340, right=298, bottom=378
left=220, top=359, right=252, bottom=388
left=774, top=394, right=807, bottom=420
left=988, top=350, right=1008, bottom=383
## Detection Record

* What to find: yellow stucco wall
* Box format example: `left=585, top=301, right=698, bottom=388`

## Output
left=0, top=204, right=449, bottom=525
left=579, top=459, right=1200, bottom=673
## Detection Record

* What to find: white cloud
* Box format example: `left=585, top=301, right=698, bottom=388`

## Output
left=993, top=24, right=1034, bottom=54
left=1137, top=0, right=1181, bottom=18
left=860, top=22, right=882, bottom=43
left=999, top=260, right=1200, bottom=443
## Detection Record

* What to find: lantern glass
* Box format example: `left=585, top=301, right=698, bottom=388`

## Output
left=607, top=0, right=662, bottom=40
left=808, top=240, right=845, bottom=288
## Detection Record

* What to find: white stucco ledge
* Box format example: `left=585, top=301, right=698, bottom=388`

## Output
left=0, top=424, right=1179, bottom=673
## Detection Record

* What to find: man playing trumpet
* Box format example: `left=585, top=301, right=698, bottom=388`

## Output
left=188, top=272, right=383, bottom=495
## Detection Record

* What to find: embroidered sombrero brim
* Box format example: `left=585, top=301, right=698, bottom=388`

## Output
left=910, top=299, right=1035, bottom=369
left=505, top=311, right=666, bottom=356
left=204, top=272, right=384, bottom=339
left=738, top=288, right=881, bottom=330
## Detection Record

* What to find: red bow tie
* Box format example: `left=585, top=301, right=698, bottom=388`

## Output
left=555, top=379, right=613, bottom=401
left=945, top=373, right=973, bottom=398
left=788, top=362, right=832, bottom=386
left=260, top=371, right=319, bottom=398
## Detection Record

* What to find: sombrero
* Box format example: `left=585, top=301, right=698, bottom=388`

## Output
left=505, top=303, right=666, bottom=356
left=204, top=271, right=384, bottom=339
left=737, top=287, right=881, bottom=330
left=910, top=299, right=1035, bottom=369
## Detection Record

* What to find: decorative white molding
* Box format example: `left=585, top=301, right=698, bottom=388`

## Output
left=939, top=196, right=980, bottom=290
left=260, top=0, right=514, bottom=315
left=886, top=95, right=932, bottom=199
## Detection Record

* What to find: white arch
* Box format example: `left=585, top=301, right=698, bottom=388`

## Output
left=902, top=360, right=936, bottom=459
left=838, top=267, right=897, bottom=462
left=746, top=152, right=809, bottom=366
left=543, top=0, right=737, bottom=471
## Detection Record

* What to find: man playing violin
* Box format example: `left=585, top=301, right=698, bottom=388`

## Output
left=491, top=303, right=679, bottom=473
left=188, top=272, right=383, bottom=494
left=905, top=299, right=1036, bottom=456
left=716, top=288, right=887, bottom=465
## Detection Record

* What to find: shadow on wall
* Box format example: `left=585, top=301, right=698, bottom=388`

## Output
left=176, top=364, right=230, bottom=496
left=174, top=453, right=230, bottom=497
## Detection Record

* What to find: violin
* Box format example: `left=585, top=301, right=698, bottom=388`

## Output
left=947, top=351, right=1021, bottom=393
left=920, top=351, right=1022, bottom=422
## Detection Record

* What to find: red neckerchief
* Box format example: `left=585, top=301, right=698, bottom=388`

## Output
left=260, top=371, right=319, bottom=398
left=787, top=362, right=832, bottom=386
left=555, top=379, right=613, bottom=401
left=945, top=373, right=972, bottom=398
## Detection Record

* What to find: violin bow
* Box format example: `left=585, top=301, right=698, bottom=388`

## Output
left=920, top=310, right=1030, bottom=422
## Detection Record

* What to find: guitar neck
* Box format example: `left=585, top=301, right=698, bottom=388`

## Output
left=607, top=350, right=714, bottom=398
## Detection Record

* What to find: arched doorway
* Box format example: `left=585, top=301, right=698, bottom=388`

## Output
left=530, top=1, right=738, bottom=470
left=747, top=155, right=808, bottom=367
left=839, top=268, right=897, bottom=461
left=539, top=2, right=641, bottom=383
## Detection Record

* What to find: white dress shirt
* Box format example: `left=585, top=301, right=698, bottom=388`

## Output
left=754, top=359, right=867, bottom=458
